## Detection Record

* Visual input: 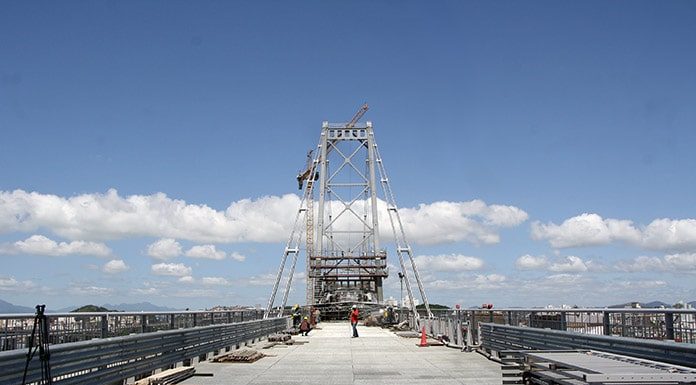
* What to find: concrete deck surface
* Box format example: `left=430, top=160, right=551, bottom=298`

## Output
left=179, top=322, right=501, bottom=385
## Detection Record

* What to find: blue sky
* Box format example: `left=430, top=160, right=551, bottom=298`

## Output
left=1, top=1, right=696, bottom=310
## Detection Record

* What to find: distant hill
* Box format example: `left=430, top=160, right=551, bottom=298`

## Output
left=102, top=302, right=179, bottom=312
left=609, top=300, right=677, bottom=309
left=417, top=303, right=450, bottom=310
left=72, top=305, right=114, bottom=312
left=0, top=299, right=34, bottom=313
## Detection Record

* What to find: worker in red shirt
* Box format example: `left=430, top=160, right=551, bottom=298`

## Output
left=350, top=305, right=359, bottom=338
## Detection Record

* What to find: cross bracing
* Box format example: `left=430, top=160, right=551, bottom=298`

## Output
left=265, top=111, right=432, bottom=324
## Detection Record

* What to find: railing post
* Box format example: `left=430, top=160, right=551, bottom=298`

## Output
left=506, top=311, right=512, bottom=325
left=210, top=312, right=215, bottom=325
left=603, top=311, right=611, bottom=336
left=193, top=313, right=197, bottom=327
left=140, top=315, right=147, bottom=334
left=100, top=315, right=108, bottom=338
left=560, top=311, right=567, bottom=331
left=240, top=311, right=244, bottom=322
left=665, top=312, right=675, bottom=340
left=227, top=312, right=232, bottom=324
left=169, top=314, right=175, bottom=330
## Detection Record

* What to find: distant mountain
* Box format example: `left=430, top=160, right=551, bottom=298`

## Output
left=102, top=302, right=179, bottom=312
left=609, top=300, right=678, bottom=309
left=0, top=299, right=33, bottom=313
left=72, top=305, right=114, bottom=312
left=689, top=301, right=696, bottom=308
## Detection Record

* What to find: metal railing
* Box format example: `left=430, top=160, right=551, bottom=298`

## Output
left=0, top=317, right=288, bottom=385
left=414, top=308, right=696, bottom=348
left=0, top=309, right=264, bottom=351
left=479, top=323, right=696, bottom=368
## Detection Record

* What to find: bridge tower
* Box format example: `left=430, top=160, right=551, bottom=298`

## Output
left=265, top=106, right=432, bottom=322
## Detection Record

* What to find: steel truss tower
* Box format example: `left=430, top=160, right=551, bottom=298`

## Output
left=265, top=112, right=433, bottom=323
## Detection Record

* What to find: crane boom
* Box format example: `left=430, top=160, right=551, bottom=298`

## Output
left=346, top=103, right=369, bottom=128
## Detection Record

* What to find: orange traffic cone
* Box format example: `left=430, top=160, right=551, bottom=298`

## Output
left=419, top=325, right=428, bottom=347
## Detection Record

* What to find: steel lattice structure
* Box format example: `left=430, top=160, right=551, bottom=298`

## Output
left=265, top=112, right=432, bottom=323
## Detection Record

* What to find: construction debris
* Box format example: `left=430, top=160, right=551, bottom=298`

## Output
left=394, top=331, right=420, bottom=338
left=212, top=348, right=265, bottom=363
left=268, top=333, right=291, bottom=342
left=133, top=367, right=195, bottom=385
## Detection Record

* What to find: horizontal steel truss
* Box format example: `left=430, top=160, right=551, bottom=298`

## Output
left=0, top=318, right=287, bottom=385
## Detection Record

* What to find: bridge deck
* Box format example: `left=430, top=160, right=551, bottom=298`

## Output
left=180, top=322, right=501, bottom=385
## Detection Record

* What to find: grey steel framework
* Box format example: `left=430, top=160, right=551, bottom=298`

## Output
left=265, top=114, right=432, bottom=321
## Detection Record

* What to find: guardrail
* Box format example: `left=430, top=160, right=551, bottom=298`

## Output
left=417, top=308, right=696, bottom=348
left=479, top=323, right=696, bottom=368
left=1, top=309, right=264, bottom=351
left=0, top=317, right=288, bottom=385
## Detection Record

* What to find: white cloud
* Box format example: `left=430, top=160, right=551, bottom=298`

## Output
left=178, top=276, right=195, bottom=283
left=0, top=276, right=36, bottom=292
left=151, top=263, right=192, bottom=277
left=146, top=238, right=182, bottom=260
left=0, top=189, right=527, bottom=247
left=532, top=213, right=696, bottom=252
left=185, top=245, right=226, bottom=260
left=68, top=285, right=113, bottom=296
left=414, top=254, right=484, bottom=271
left=229, top=252, right=246, bottom=262
left=102, top=259, right=129, bottom=274
left=428, top=273, right=507, bottom=290
left=132, top=287, right=159, bottom=295
left=0, top=189, right=299, bottom=243
left=515, top=254, right=548, bottom=270
left=201, top=277, right=229, bottom=286
left=0, top=235, right=111, bottom=257
left=548, top=256, right=589, bottom=273
left=616, top=253, right=696, bottom=273
left=244, top=273, right=276, bottom=286
left=399, top=200, right=528, bottom=245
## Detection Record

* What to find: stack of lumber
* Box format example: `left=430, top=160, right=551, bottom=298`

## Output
left=213, top=348, right=265, bottom=363
left=133, top=367, right=195, bottom=385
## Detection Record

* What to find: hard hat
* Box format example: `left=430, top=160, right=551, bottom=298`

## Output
left=352, top=305, right=357, bottom=309
left=304, top=316, right=308, bottom=320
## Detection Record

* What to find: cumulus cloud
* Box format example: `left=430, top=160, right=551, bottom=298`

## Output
left=68, top=285, right=113, bottom=296
left=399, top=199, right=528, bottom=245
left=532, top=213, right=696, bottom=252
left=515, top=254, right=547, bottom=270
left=616, top=253, right=696, bottom=273
left=0, top=276, right=36, bottom=292
left=0, top=189, right=527, bottom=247
left=229, top=252, right=246, bottom=262
left=0, top=189, right=299, bottom=243
left=429, top=273, right=507, bottom=290
left=185, top=245, right=226, bottom=260
left=146, top=238, right=182, bottom=260
left=0, top=235, right=111, bottom=257
left=102, top=259, right=129, bottom=274
left=151, top=263, right=192, bottom=277
left=414, top=254, right=484, bottom=271
left=201, top=277, right=229, bottom=286
left=548, top=256, right=589, bottom=273
left=178, top=276, right=195, bottom=283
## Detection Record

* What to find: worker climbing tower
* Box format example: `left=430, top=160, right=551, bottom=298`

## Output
left=265, top=105, right=432, bottom=323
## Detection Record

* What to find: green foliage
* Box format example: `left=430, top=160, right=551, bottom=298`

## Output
left=417, top=303, right=450, bottom=310
left=71, top=304, right=113, bottom=312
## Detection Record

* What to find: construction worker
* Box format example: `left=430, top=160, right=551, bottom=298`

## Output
left=292, top=304, right=301, bottom=328
left=350, top=305, right=359, bottom=338
left=299, top=316, right=311, bottom=336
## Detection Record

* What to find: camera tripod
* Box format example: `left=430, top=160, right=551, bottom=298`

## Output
left=22, top=304, right=52, bottom=385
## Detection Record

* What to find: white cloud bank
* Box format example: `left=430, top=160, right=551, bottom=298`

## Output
left=515, top=254, right=603, bottom=273
left=616, top=253, right=696, bottom=273
left=146, top=238, right=182, bottom=260
left=414, top=254, right=484, bottom=272
left=532, top=213, right=696, bottom=251
left=1, top=189, right=527, bottom=246
left=151, top=263, right=192, bottom=277
left=0, top=235, right=111, bottom=257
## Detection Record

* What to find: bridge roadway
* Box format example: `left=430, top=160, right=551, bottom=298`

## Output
left=179, top=321, right=501, bottom=385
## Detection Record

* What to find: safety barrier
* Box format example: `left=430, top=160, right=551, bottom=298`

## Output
left=0, top=317, right=288, bottom=385
left=0, top=309, right=264, bottom=351
left=479, top=323, right=696, bottom=368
